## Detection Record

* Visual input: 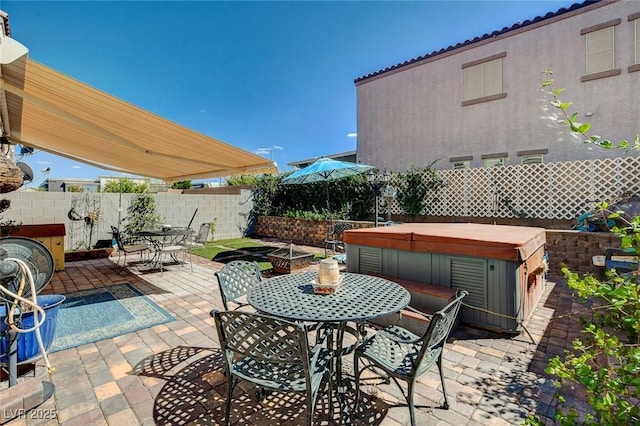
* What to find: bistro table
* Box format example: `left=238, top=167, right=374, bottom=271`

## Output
left=134, top=228, right=194, bottom=271
left=247, top=271, right=411, bottom=413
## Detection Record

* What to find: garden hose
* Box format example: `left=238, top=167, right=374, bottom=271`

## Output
left=0, top=258, right=54, bottom=372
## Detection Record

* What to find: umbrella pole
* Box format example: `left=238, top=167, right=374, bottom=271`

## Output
left=326, top=181, right=332, bottom=223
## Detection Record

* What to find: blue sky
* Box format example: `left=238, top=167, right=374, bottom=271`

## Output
left=3, top=0, right=576, bottom=186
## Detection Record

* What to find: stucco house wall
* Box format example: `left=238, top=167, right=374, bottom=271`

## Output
left=356, top=1, right=640, bottom=172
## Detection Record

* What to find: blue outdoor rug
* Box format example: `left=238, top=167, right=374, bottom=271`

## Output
left=49, top=283, right=174, bottom=352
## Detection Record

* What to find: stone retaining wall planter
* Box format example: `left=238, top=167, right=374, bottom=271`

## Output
left=64, top=248, right=113, bottom=262
left=255, top=216, right=622, bottom=279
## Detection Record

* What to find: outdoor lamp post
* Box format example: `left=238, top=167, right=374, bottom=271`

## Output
left=367, top=170, right=390, bottom=227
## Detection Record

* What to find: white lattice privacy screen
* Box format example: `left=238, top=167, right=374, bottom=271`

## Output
left=381, top=157, right=640, bottom=220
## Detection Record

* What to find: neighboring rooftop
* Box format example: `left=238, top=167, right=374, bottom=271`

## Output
left=287, top=150, right=357, bottom=168
left=355, top=0, right=596, bottom=84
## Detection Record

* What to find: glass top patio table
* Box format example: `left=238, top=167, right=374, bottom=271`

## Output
left=247, top=271, right=411, bottom=323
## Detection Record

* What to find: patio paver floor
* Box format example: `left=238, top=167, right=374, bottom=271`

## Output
left=1, top=239, right=581, bottom=425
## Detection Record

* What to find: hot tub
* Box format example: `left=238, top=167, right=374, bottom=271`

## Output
left=344, top=223, right=547, bottom=333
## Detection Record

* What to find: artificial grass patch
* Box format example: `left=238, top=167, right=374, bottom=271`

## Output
left=191, top=238, right=277, bottom=271
left=191, top=238, right=324, bottom=271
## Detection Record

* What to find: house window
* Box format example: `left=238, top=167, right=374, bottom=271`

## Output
left=484, top=158, right=505, bottom=168
left=586, top=27, right=614, bottom=74
left=462, top=52, right=506, bottom=106
left=517, top=148, right=547, bottom=165
left=450, top=156, right=472, bottom=170
left=482, top=153, right=507, bottom=168
left=580, top=19, right=621, bottom=81
left=521, top=155, right=543, bottom=165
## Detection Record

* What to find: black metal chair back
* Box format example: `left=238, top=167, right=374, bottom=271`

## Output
left=212, top=310, right=331, bottom=425
left=215, top=260, right=262, bottom=310
left=110, top=225, right=148, bottom=271
left=324, top=222, right=353, bottom=256
left=354, top=290, right=468, bottom=426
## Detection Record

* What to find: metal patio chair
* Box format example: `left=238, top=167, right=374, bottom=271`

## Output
left=354, top=290, right=468, bottom=426
left=184, top=223, right=210, bottom=248
left=215, top=260, right=263, bottom=311
left=212, top=310, right=332, bottom=426
left=157, top=233, right=192, bottom=273
left=323, top=222, right=353, bottom=257
left=110, top=226, right=149, bottom=272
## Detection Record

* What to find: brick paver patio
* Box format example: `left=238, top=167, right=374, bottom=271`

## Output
left=1, top=240, right=583, bottom=425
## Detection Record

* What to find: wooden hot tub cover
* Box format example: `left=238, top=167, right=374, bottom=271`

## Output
left=343, top=223, right=546, bottom=261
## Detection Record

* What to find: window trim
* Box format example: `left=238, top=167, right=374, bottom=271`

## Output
left=581, top=68, right=621, bottom=82
left=516, top=148, right=548, bottom=156
left=462, top=93, right=507, bottom=107
left=580, top=19, right=621, bottom=36
left=461, top=52, right=507, bottom=69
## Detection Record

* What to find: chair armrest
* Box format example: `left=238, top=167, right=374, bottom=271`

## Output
left=378, top=324, right=424, bottom=344
left=401, top=305, right=434, bottom=320
left=373, top=306, right=433, bottom=343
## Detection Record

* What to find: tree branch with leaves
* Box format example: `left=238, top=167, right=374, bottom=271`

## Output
left=526, top=70, right=640, bottom=426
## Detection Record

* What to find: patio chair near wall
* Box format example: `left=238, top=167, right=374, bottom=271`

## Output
left=324, top=222, right=353, bottom=257
left=184, top=223, right=210, bottom=248
left=158, top=232, right=192, bottom=273
left=354, top=290, right=468, bottom=426
left=212, top=310, right=332, bottom=426
left=215, top=260, right=263, bottom=311
left=110, top=226, right=149, bottom=272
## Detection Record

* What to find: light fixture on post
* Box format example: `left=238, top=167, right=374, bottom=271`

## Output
left=367, top=170, right=389, bottom=227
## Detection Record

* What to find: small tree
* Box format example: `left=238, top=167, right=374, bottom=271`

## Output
left=67, top=184, right=85, bottom=192
left=171, top=181, right=192, bottom=190
left=227, top=175, right=259, bottom=186
left=102, top=177, right=148, bottom=193
left=253, top=174, right=285, bottom=216
left=122, top=193, right=161, bottom=242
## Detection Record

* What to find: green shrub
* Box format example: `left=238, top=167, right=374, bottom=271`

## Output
left=396, top=163, right=444, bottom=217
left=122, top=193, right=161, bottom=242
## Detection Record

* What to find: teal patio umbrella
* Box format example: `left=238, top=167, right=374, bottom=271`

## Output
left=281, top=158, right=375, bottom=213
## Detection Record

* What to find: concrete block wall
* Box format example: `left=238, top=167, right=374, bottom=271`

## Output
left=0, top=189, right=254, bottom=250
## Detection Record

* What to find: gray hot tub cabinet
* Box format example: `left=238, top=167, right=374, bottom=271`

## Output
left=344, top=223, right=547, bottom=333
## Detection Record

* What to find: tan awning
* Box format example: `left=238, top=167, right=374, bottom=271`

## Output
left=0, top=57, right=277, bottom=183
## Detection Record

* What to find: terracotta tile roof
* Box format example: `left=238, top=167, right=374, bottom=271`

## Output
left=354, top=1, right=597, bottom=84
